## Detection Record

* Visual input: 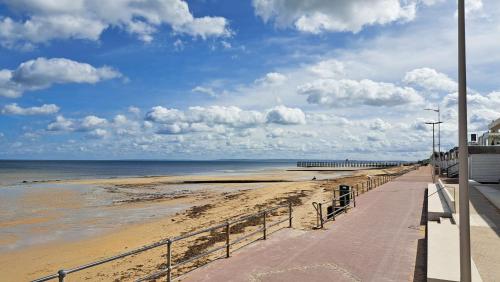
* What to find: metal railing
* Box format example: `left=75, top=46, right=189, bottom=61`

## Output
left=312, top=189, right=356, bottom=229
left=311, top=167, right=419, bottom=229
left=297, top=161, right=405, bottom=168
left=33, top=202, right=293, bottom=282
left=446, top=162, right=459, bottom=177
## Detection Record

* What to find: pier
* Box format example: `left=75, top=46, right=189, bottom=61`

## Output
left=296, top=160, right=405, bottom=168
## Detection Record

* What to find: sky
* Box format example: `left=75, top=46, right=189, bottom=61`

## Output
left=0, top=0, right=499, bottom=160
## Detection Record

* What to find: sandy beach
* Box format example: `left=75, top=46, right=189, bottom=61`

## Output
left=0, top=166, right=408, bottom=281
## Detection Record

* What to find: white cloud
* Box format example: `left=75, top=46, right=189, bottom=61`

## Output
left=266, top=105, right=306, bottom=125
left=173, top=39, right=184, bottom=51
left=255, top=72, right=287, bottom=85
left=0, top=57, right=121, bottom=98
left=47, top=114, right=108, bottom=132
left=146, top=105, right=265, bottom=130
left=145, top=106, right=185, bottom=124
left=1, top=103, right=59, bottom=115
left=145, top=105, right=307, bottom=135
left=221, top=40, right=232, bottom=49
left=403, top=68, right=457, bottom=92
left=368, top=118, right=392, bottom=131
left=87, top=128, right=108, bottom=139
left=79, top=115, right=108, bottom=131
left=308, top=59, right=344, bottom=78
left=458, top=0, right=484, bottom=17
left=192, top=86, right=218, bottom=97
left=298, top=78, right=423, bottom=107
left=266, top=127, right=317, bottom=138
left=128, top=106, right=141, bottom=115
left=47, top=115, right=73, bottom=131
left=442, top=90, right=500, bottom=131
left=187, top=106, right=265, bottom=128
left=0, top=0, right=231, bottom=48
left=252, top=0, right=418, bottom=34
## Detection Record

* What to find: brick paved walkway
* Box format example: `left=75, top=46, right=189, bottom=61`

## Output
left=182, top=167, right=431, bottom=282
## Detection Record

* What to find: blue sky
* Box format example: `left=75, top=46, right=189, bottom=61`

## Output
left=0, top=0, right=499, bottom=160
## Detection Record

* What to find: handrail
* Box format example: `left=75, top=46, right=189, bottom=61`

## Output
left=33, top=202, right=293, bottom=282
left=311, top=166, right=419, bottom=229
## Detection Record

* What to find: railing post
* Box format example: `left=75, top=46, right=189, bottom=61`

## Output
left=345, top=190, right=348, bottom=214
left=263, top=211, right=267, bottom=240
left=353, top=189, right=356, bottom=208
left=332, top=199, right=336, bottom=221
left=288, top=202, right=292, bottom=228
left=166, top=239, right=172, bottom=282
left=319, top=203, right=324, bottom=228
left=58, top=270, right=66, bottom=282
left=356, top=184, right=359, bottom=196
left=225, top=222, right=230, bottom=258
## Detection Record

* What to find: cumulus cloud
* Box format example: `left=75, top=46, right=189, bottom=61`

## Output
left=1, top=103, right=59, bottom=115
left=308, top=59, right=344, bottom=78
left=87, top=128, right=108, bottom=139
left=128, top=106, right=141, bottom=115
left=298, top=78, right=423, bottom=107
left=368, top=118, right=392, bottom=131
left=0, top=57, right=121, bottom=98
left=266, top=127, right=316, bottom=138
left=252, top=0, right=418, bottom=34
left=47, top=115, right=74, bottom=131
left=192, top=86, right=218, bottom=97
left=255, top=72, right=287, bottom=85
left=47, top=114, right=109, bottom=132
left=266, top=105, right=306, bottom=125
left=145, top=106, right=185, bottom=124
left=441, top=90, right=500, bottom=131
left=145, top=105, right=306, bottom=134
left=455, top=0, right=484, bottom=17
left=0, top=0, right=231, bottom=48
left=403, top=68, right=457, bottom=92
left=79, top=115, right=108, bottom=131
left=147, top=106, right=265, bottom=128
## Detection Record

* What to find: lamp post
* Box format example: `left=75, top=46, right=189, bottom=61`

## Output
left=425, top=107, right=441, bottom=154
left=425, top=121, right=442, bottom=183
left=425, top=107, right=442, bottom=174
left=458, top=0, right=471, bottom=280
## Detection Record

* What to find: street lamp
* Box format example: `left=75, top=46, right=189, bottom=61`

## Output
left=458, top=0, right=471, bottom=280
left=425, top=107, right=442, bottom=174
left=424, top=106, right=441, bottom=154
left=425, top=121, right=443, bottom=182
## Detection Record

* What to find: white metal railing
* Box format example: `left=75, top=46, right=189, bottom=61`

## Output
left=33, top=203, right=293, bottom=282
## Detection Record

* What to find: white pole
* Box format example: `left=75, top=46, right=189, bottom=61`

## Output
left=438, top=106, right=441, bottom=175
left=458, top=0, right=471, bottom=281
left=432, top=123, right=436, bottom=182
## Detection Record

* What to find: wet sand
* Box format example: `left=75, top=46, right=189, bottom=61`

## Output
left=0, top=166, right=407, bottom=281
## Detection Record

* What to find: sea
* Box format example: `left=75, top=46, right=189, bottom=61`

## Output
left=0, top=159, right=299, bottom=186
left=0, top=159, right=301, bottom=250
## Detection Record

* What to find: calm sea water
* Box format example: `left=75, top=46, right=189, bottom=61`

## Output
left=0, top=160, right=299, bottom=185
left=0, top=160, right=300, bottom=250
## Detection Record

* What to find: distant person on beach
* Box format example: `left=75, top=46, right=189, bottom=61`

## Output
left=312, top=176, right=317, bottom=180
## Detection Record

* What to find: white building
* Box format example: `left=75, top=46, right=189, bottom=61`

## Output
left=477, top=117, right=500, bottom=146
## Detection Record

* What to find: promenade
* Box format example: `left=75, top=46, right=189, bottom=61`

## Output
left=183, top=166, right=431, bottom=282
